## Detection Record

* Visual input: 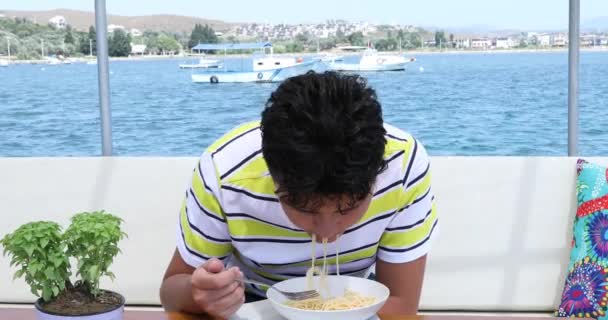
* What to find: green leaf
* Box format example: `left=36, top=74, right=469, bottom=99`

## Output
left=13, top=269, right=26, bottom=280
left=45, top=267, right=55, bottom=280
left=10, top=258, right=22, bottom=268
left=88, top=265, right=98, bottom=280
left=51, top=286, right=59, bottom=296
left=42, top=287, right=52, bottom=302
left=40, top=238, right=49, bottom=248
left=27, top=263, right=39, bottom=275
left=24, top=246, right=34, bottom=257
left=52, top=256, right=63, bottom=268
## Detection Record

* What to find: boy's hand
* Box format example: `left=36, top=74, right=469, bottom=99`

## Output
left=191, top=258, right=245, bottom=319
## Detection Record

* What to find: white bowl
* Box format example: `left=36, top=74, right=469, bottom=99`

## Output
left=267, top=276, right=389, bottom=320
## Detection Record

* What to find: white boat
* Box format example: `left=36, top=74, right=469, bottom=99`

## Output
left=314, top=41, right=344, bottom=63
left=191, top=42, right=318, bottom=84
left=192, top=59, right=317, bottom=83
left=0, top=60, right=8, bottom=67
left=44, top=57, right=67, bottom=65
left=179, top=57, right=222, bottom=69
left=318, top=53, right=344, bottom=63
left=327, top=48, right=414, bottom=72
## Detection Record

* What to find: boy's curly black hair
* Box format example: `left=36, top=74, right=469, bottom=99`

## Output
left=261, top=71, right=387, bottom=210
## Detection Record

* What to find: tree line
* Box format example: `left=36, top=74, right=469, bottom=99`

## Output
left=2, top=16, right=508, bottom=60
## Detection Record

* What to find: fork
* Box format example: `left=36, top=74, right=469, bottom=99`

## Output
left=236, top=278, right=320, bottom=301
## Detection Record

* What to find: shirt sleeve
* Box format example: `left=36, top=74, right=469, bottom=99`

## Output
left=176, top=151, right=233, bottom=268
left=378, top=139, right=439, bottom=263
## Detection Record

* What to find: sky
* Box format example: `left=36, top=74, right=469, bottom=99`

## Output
left=1, top=0, right=607, bottom=30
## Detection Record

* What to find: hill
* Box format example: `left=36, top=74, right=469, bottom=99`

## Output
left=0, top=9, right=234, bottom=34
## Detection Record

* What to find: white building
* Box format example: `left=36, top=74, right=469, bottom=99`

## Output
left=581, top=35, right=595, bottom=46
left=48, top=16, right=66, bottom=29
left=495, top=37, right=514, bottom=49
left=471, top=38, right=492, bottom=49
left=551, top=33, right=567, bottom=47
left=130, top=44, right=146, bottom=55
left=527, top=32, right=539, bottom=39
left=454, top=39, right=470, bottom=49
left=538, top=34, right=551, bottom=46
left=130, top=28, right=143, bottom=37
left=318, top=29, right=331, bottom=39
left=108, top=24, right=126, bottom=33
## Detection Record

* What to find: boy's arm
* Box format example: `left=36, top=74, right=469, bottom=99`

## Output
left=375, top=255, right=427, bottom=315
left=159, top=249, right=200, bottom=313
left=160, top=249, right=243, bottom=316
left=376, top=139, right=438, bottom=315
left=160, top=151, right=238, bottom=315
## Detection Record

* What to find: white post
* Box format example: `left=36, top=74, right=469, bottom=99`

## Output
left=95, top=0, right=113, bottom=156
left=90, top=39, right=93, bottom=57
left=41, top=39, right=44, bottom=57
left=568, top=0, right=580, bottom=156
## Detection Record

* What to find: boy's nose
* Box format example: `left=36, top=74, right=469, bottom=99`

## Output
left=313, top=213, right=339, bottom=240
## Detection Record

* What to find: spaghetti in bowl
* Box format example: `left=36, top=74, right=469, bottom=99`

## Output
left=267, top=275, right=389, bottom=320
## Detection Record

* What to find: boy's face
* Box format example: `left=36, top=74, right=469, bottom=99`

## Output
left=279, top=193, right=372, bottom=243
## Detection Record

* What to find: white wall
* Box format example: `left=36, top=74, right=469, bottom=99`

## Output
left=1, top=157, right=605, bottom=311
left=0, top=157, right=195, bottom=306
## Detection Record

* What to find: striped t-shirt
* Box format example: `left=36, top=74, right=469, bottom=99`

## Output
left=176, top=120, right=438, bottom=296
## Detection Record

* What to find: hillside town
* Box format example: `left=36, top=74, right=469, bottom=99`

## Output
left=230, top=20, right=608, bottom=48
left=1, top=11, right=607, bottom=61
left=42, top=14, right=608, bottom=50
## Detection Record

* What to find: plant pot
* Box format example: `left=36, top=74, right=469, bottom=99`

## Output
left=34, top=290, right=125, bottom=320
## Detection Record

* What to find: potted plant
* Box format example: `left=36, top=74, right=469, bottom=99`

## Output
left=1, top=211, right=127, bottom=320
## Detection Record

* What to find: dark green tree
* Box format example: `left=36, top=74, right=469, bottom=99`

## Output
left=347, top=32, right=365, bottom=46
left=435, top=31, right=447, bottom=47
left=109, top=29, right=131, bottom=57
left=64, top=25, right=75, bottom=44
left=79, top=26, right=96, bottom=55
left=188, top=24, right=218, bottom=48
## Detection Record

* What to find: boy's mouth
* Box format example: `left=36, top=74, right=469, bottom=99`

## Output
left=310, top=233, right=340, bottom=243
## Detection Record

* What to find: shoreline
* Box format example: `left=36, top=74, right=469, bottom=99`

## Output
left=406, top=47, right=608, bottom=55
left=3, top=46, right=607, bottom=64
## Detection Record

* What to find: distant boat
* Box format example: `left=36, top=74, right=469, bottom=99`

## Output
left=45, top=56, right=72, bottom=65
left=191, top=42, right=319, bottom=84
left=0, top=60, right=8, bottom=67
left=46, top=58, right=62, bottom=65
left=179, top=57, right=222, bottom=69
left=327, top=48, right=414, bottom=72
left=318, top=53, right=344, bottom=63
left=314, top=40, right=344, bottom=63
left=192, top=60, right=317, bottom=83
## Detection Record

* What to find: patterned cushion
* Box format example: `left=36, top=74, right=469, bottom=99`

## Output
left=556, top=159, right=608, bottom=319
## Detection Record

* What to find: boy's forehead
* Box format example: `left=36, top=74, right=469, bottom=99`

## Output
left=282, top=193, right=363, bottom=211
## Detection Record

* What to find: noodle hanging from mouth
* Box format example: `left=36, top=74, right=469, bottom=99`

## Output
left=285, top=235, right=376, bottom=311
